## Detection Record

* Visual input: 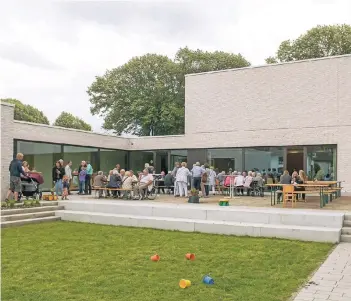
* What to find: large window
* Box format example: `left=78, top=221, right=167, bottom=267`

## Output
left=170, top=150, right=187, bottom=168
left=207, top=148, right=243, bottom=172
left=16, top=141, right=62, bottom=190
left=63, top=146, right=98, bottom=174
left=245, top=147, right=284, bottom=175
left=307, top=145, right=337, bottom=180
left=100, top=149, right=127, bottom=174
left=129, top=151, right=154, bottom=173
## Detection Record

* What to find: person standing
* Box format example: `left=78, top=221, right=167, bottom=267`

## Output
left=5, top=153, right=25, bottom=202
left=85, top=161, right=93, bottom=195
left=172, top=162, right=180, bottom=197
left=65, top=161, right=72, bottom=195
left=52, top=161, right=65, bottom=196
left=191, top=162, right=204, bottom=191
left=176, top=162, right=190, bottom=197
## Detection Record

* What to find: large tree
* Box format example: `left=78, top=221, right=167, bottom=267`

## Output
left=88, top=48, right=250, bottom=136
left=1, top=98, right=49, bottom=125
left=266, top=24, right=351, bottom=63
left=53, top=112, right=92, bottom=131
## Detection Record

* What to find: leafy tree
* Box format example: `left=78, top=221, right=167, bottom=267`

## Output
left=266, top=24, right=351, bottom=63
left=53, top=112, right=92, bottom=131
left=1, top=98, right=49, bottom=124
left=88, top=54, right=181, bottom=136
left=88, top=48, right=250, bottom=136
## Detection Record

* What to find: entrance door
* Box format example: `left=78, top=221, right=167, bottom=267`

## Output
left=287, top=147, right=304, bottom=174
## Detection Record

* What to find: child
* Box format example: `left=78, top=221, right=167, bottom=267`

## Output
left=62, top=176, right=69, bottom=200
left=79, top=167, right=87, bottom=195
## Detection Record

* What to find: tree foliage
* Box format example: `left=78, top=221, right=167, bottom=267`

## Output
left=1, top=98, right=49, bottom=125
left=53, top=112, right=92, bottom=131
left=266, top=24, right=351, bottom=63
left=88, top=48, right=250, bottom=136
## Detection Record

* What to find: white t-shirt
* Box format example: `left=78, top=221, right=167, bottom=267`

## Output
left=140, top=174, right=154, bottom=190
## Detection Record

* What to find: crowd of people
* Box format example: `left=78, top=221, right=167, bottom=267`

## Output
left=5, top=152, right=312, bottom=203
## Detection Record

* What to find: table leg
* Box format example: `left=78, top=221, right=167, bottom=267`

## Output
left=270, top=187, right=273, bottom=206
left=319, top=187, right=323, bottom=208
left=273, top=188, right=277, bottom=205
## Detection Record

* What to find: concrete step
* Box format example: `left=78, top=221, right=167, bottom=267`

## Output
left=344, top=214, right=351, bottom=221
left=341, top=234, right=351, bottom=243
left=1, top=206, right=64, bottom=216
left=341, top=227, right=351, bottom=235
left=59, top=200, right=344, bottom=228
left=1, top=216, right=61, bottom=228
left=1, top=211, right=56, bottom=222
left=343, top=220, right=351, bottom=227
left=56, top=210, right=340, bottom=243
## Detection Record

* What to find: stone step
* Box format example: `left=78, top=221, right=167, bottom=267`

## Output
left=343, top=220, right=351, bottom=227
left=341, top=227, right=351, bottom=235
left=1, top=206, right=64, bottom=216
left=340, top=234, right=351, bottom=243
left=344, top=214, right=351, bottom=221
left=59, top=200, right=344, bottom=228
left=56, top=210, right=341, bottom=243
left=1, top=216, right=61, bottom=228
left=1, top=211, right=56, bottom=222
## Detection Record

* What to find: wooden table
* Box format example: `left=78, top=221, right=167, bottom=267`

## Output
left=266, top=183, right=333, bottom=208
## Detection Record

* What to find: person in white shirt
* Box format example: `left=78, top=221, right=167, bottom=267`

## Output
left=176, top=162, right=191, bottom=197
left=133, top=169, right=154, bottom=199
left=64, top=161, right=72, bottom=194
left=234, top=171, right=245, bottom=195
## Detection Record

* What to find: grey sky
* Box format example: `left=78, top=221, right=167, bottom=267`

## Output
left=0, top=0, right=350, bottom=133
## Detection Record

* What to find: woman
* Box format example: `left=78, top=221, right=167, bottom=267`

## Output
left=295, top=170, right=307, bottom=202
left=176, top=162, right=190, bottom=197
left=22, top=161, right=30, bottom=173
left=52, top=161, right=65, bottom=196
left=209, top=166, right=217, bottom=194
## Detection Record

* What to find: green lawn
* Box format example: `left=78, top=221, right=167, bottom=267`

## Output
left=2, top=222, right=332, bottom=301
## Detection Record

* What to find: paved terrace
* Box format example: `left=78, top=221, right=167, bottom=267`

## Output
left=65, top=194, right=351, bottom=211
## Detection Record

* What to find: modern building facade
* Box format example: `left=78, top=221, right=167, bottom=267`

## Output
left=1, top=54, right=350, bottom=197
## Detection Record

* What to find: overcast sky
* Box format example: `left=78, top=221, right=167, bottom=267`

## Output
left=0, top=0, right=350, bottom=133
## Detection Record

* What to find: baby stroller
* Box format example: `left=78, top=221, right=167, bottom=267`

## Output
left=18, top=173, right=44, bottom=201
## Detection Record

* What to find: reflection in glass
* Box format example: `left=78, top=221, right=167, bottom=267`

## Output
left=16, top=141, right=62, bottom=190
left=307, top=145, right=337, bottom=180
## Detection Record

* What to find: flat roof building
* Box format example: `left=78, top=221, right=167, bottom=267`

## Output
left=1, top=54, right=350, bottom=197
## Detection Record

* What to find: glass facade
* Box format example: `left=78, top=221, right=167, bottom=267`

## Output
left=63, top=145, right=99, bottom=175
left=16, top=141, right=62, bottom=191
left=15, top=140, right=337, bottom=191
left=245, top=147, right=284, bottom=174
left=100, top=149, right=128, bottom=174
left=307, top=145, right=337, bottom=180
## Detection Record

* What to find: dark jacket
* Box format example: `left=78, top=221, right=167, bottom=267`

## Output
left=280, top=174, right=292, bottom=184
left=164, top=173, right=174, bottom=186
left=9, top=159, right=24, bottom=177
left=52, top=166, right=65, bottom=182
left=107, top=174, right=122, bottom=188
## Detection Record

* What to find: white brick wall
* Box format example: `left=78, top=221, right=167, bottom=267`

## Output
left=1, top=103, right=14, bottom=199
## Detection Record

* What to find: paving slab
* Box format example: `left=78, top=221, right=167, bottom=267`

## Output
left=293, top=243, right=351, bottom=301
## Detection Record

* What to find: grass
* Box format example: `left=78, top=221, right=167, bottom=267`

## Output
left=2, top=222, right=333, bottom=301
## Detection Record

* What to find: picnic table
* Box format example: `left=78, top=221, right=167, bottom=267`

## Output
left=266, top=182, right=342, bottom=208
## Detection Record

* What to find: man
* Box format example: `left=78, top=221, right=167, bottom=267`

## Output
left=164, top=171, right=174, bottom=194
left=85, top=161, right=93, bottom=195
left=171, top=162, right=180, bottom=197
left=114, top=164, right=121, bottom=173
left=191, top=162, right=205, bottom=191
left=65, top=161, right=73, bottom=195
left=133, top=169, right=153, bottom=199
left=6, top=153, right=26, bottom=202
